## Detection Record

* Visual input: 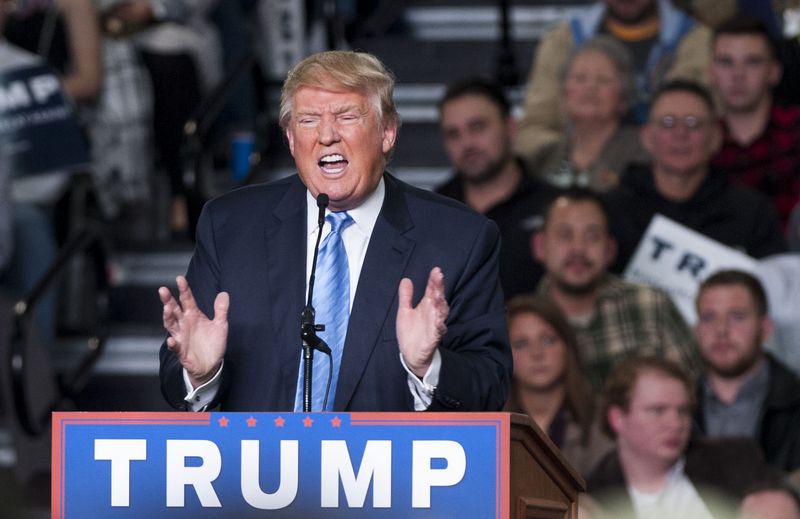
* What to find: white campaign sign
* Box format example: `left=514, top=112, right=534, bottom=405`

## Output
left=623, top=215, right=757, bottom=325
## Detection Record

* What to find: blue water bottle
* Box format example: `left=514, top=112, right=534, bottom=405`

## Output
left=231, top=131, right=256, bottom=182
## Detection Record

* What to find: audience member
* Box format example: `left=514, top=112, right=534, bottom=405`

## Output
left=436, top=78, right=559, bottom=299
left=533, top=188, right=699, bottom=390
left=3, top=0, right=101, bottom=103
left=739, top=481, right=800, bottom=519
left=693, top=270, right=800, bottom=473
left=3, top=0, right=101, bottom=208
left=514, top=0, right=710, bottom=163
left=606, top=80, right=785, bottom=272
left=678, top=0, right=737, bottom=30
left=709, top=15, right=800, bottom=233
left=588, top=356, right=775, bottom=519
left=0, top=12, right=69, bottom=344
left=687, top=0, right=782, bottom=40
left=505, top=294, right=614, bottom=476
left=7, top=0, right=159, bottom=221
left=105, top=0, right=222, bottom=237
left=81, top=0, right=162, bottom=221
left=532, top=36, right=649, bottom=192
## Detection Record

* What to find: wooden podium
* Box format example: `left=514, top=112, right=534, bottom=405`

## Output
left=508, top=413, right=585, bottom=519
left=50, top=411, right=584, bottom=518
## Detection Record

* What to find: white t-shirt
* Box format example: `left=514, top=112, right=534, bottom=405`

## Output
left=628, top=459, right=714, bottom=519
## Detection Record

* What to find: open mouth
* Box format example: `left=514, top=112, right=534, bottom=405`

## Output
left=565, top=257, right=591, bottom=270
left=318, top=154, right=348, bottom=174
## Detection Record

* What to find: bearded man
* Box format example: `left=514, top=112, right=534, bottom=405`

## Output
left=693, top=269, right=800, bottom=473
left=533, top=187, right=699, bottom=390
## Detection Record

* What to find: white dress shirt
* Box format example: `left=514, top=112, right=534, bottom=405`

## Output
left=628, top=458, right=714, bottom=519
left=184, top=178, right=441, bottom=410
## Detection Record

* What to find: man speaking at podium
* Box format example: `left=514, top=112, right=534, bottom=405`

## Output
left=158, top=51, right=511, bottom=413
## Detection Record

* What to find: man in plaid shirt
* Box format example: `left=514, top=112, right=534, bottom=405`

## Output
left=710, top=15, right=800, bottom=233
left=533, top=188, right=700, bottom=390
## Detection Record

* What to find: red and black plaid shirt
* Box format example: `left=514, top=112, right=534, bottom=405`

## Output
left=712, top=104, right=800, bottom=233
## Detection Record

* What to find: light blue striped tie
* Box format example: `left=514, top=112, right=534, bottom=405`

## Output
left=294, top=211, right=353, bottom=411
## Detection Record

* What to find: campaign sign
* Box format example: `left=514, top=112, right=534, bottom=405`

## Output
left=52, top=412, right=510, bottom=519
left=624, top=214, right=757, bottom=324
left=0, top=63, right=89, bottom=176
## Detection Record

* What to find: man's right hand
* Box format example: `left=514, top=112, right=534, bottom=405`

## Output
left=159, top=276, right=229, bottom=388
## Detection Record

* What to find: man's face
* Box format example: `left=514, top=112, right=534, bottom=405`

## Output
left=711, top=34, right=781, bottom=114
left=286, top=85, right=397, bottom=212
left=641, top=91, right=721, bottom=179
left=440, top=94, right=514, bottom=184
left=609, top=370, right=692, bottom=470
left=604, top=0, right=656, bottom=24
left=509, top=312, right=567, bottom=392
left=695, top=284, right=770, bottom=378
left=534, top=199, right=616, bottom=294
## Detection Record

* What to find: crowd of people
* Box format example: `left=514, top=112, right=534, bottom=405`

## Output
left=0, top=0, right=262, bottom=342
left=3, top=0, right=800, bottom=517
left=433, top=0, right=800, bottom=517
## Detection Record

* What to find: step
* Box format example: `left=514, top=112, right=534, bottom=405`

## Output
left=403, top=4, right=591, bottom=41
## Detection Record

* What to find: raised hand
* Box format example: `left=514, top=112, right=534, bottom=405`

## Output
left=158, top=276, right=229, bottom=388
left=396, top=267, right=449, bottom=378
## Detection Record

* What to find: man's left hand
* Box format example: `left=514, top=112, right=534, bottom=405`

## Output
left=396, top=267, right=449, bottom=378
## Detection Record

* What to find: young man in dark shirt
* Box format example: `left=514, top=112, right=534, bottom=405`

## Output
left=436, top=78, right=558, bottom=299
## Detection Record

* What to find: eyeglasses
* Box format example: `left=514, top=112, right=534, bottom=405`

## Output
left=652, top=114, right=709, bottom=131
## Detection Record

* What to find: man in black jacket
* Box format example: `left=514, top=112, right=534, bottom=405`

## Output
left=693, top=269, right=800, bottom=474
left=436, top=78, right=559, bottom=299
left=605, top=80, right=785, bottom=273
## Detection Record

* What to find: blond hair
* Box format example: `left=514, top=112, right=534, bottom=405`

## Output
left=279, top=50, right=399, bottom=130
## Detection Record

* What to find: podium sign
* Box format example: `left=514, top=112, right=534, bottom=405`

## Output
left=52, top=412, right=510, bottom=518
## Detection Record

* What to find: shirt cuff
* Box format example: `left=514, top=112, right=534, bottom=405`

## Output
left=183, top=361, right=223, bottom=412
left=401, top=349, right=441, bottom=411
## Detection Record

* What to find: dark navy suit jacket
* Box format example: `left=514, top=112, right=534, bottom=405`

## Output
left=160, top=173, right=511, bottom=412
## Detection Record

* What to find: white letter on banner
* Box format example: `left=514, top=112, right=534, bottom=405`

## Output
left=94, top=439, right=147, bottom=507
left=29, top=74, right=60, bottom=103
left=166, top=440, right=222, bottom=507
left=411, top=440, right=466, bottom=508
left=320, top=440, right=391, bottom=508
left=241, top=440, right=299, bottom=509
left=0, top=82, right=31, bottom=111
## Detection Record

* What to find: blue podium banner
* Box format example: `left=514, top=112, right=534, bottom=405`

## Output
left=52, top=412, right=510, bottom=519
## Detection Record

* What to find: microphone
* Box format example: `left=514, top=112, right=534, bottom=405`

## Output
left=300, top=193, right=333, bottom=412
left=300, top=193, right=331, bottom=354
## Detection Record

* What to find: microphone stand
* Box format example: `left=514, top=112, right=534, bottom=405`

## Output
left=300, top=194, right=332, bottom=412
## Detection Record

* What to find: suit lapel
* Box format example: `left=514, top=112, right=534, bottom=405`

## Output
left=335, top=175, right=415, bottom=410
left=264, top=177, right=308, bottom=408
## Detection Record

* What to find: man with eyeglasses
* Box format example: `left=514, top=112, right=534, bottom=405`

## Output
left=605, top=79, right=785, bottom=272
left=709, top=16, right=800, bottom=235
